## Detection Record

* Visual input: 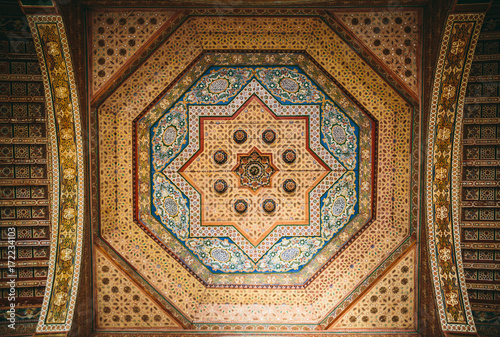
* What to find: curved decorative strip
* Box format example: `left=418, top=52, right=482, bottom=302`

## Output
left=426, top=13, right=483, bottom=333
left=26, top=15, right=84, bottom=332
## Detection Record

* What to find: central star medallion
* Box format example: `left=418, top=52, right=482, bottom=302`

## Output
left=233, top=147, right=277, bottom=192
left=179, top=95, right=333, bottom=245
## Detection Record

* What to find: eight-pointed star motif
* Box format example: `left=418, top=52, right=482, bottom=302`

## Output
left=180, top=95, right=332, bottom=245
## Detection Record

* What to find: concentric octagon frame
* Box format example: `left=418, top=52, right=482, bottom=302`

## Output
left=95, top=11, right=420, bottom=331
left=135, top=59, right=374, bottom=282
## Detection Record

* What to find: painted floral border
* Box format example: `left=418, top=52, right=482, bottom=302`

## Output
left=426, top=13, right=483, bottom=332
left=27, top=15, right=85, bottom=332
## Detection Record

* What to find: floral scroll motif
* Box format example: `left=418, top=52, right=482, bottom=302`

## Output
left=27, top=15, right=84, bottom=332
left=426, top=14, right=484, bottom=332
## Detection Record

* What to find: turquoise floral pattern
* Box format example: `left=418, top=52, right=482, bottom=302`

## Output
left=152, top=173, right=190, bottom=240
left=320, top=171, right=357, bottom=240
left=186, top=238, right=254, bottom=273
left=151, top=104, right=188, bottom=171
left=184, top=67, right=253, bottom=104
left=255, top=67, right=323, bottom=103
left=256, top=237, right=323, bottom=273
left=321, top=102, right=358, bottom=170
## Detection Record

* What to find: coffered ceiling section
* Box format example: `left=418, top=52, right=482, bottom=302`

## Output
left=92, top=9, right=421, bottom=332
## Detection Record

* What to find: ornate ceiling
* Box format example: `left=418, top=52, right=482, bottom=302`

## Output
left=5, top=1, right=498, bottom=336
left=93, top=8, right=419, bottom=332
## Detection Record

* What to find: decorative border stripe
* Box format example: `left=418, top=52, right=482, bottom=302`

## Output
left=26, top=15, right=84, bottom=332
left=425, top=13, right=484, bottom=332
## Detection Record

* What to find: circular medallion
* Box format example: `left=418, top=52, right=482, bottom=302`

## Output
left=279, top=78, right=299, bottom=93
left=280, top=247, right=300, bottom=261
left=2, top=187, right=12, bottom=197
left=262, top=199, right=276, bottom=213
left=213, top=150, right=228, bottom=164
left=262, top=129, right=276, bottom=144
left=211, top=248, right=230, bottom=262
left=233, top=129, right=247, bottom=144
left=332, top=125, right=347, bottom=144
left=332, top=196, right=347, bottom=216
left=209, top=78, right=229, bottom=93
left=234, top=199, right=248, bottom=213
left=283, top=179, right=296, bottom=193
left=162, top=126, right=177, bottom=146
left=246, top=162, right=264, bottom=180
left=213, top=179, right=228, bottom=193
left=282, top=149, right=296, bottom=164
left=164, top=197, right=179, bottom=217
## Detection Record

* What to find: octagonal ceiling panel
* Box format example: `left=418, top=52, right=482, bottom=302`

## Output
left=135, top=56, right=376, bottom=287
left=92, top=9, right=421, bottom=333
left=142, top=64, right=369, bottom=277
